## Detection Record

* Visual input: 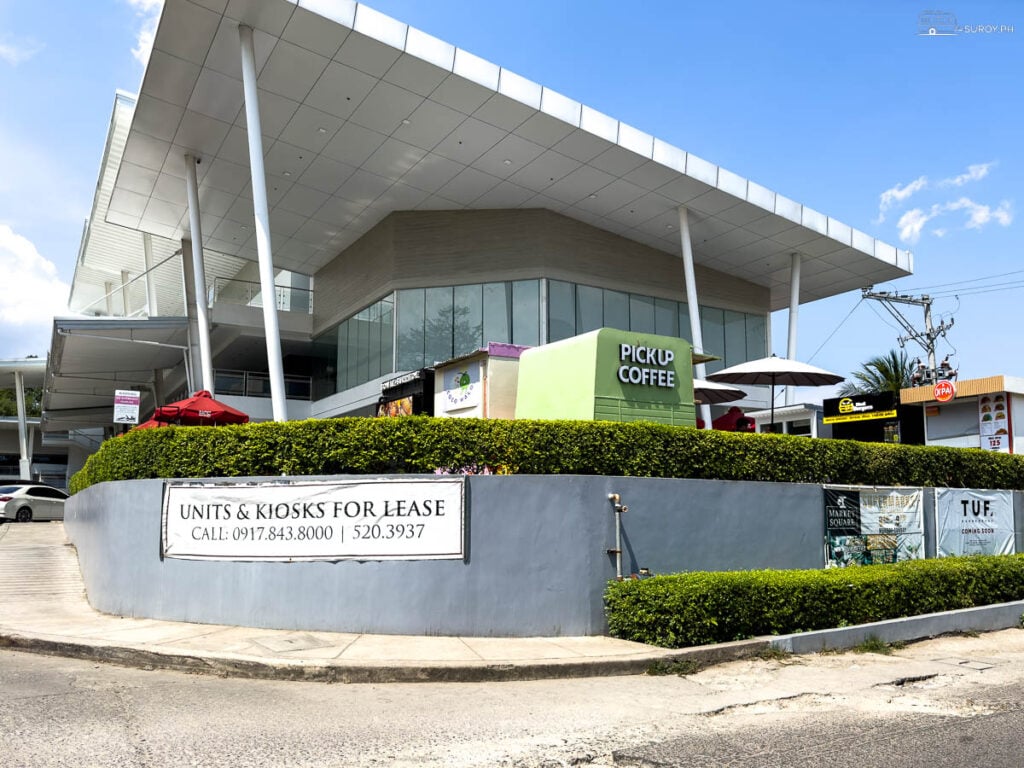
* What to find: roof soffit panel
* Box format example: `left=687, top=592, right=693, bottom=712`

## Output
left=102, top=0, right=911, bottom=304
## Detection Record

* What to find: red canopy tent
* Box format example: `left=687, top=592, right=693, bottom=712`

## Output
left=151, top=390, right=249, bottom=426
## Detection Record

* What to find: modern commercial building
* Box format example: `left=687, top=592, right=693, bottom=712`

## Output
left=41, top=0, right=913, bottom=469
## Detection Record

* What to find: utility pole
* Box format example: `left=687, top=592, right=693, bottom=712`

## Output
left=861, top=288, right=956, bottom=386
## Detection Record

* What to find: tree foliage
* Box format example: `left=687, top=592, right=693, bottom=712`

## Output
left=0, top=388, right=42, bottom=417
left=837, top=349, right=912, bottom=396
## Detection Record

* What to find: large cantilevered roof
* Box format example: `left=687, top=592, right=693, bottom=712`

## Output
left=105, top=0, right=912, bottom=311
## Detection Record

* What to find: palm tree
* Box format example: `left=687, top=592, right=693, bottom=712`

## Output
left=837, top=349, right=912, bottom=396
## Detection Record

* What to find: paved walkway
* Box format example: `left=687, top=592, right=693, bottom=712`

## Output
left=0, top=522, right=714, bottom=683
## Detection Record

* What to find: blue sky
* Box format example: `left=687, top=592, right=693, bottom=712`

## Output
left=0, top=0, right=1020, bottom=399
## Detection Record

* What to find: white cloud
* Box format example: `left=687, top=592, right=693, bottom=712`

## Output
left=939, top=162, right=994, bottom=187
left=0, top=225, right=70, bottom=335
left=126, top=0, right=164, bottom=66
left=876, top=176, right=927, bottom=223
left=944, top=197, right=1013, bottom=230
left=0, top=37, right=43, bottom=65
left=897, top=198, right=1013, bottom=243
left=897, top=208, right=933, bottom=244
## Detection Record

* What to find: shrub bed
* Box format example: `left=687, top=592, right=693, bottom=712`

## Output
left=70, top=416, right=1024, bottom=494
left=605, top=556, right=1024, bottom=647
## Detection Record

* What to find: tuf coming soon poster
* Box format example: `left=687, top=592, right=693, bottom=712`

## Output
left=824, top=486, right=924, bottom=567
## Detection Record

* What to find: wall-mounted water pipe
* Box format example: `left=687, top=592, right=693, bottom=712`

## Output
left=607, top=492, right=628, bottom=580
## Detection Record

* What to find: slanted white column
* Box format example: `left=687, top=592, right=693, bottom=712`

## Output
left=183, top=155, right=215, bottom=394
left=239, top=24, right=287, bottom=422
left=143, top=232, right=159, bottom=316
left=785, top=252, right=801, bottom=405
left=678, top=207, right=712, bottom=429
left=14, top=371, right=30, bottom=480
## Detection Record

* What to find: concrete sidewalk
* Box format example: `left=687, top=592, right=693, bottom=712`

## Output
left=4, top=522, right=1024, bottom=684
left=0, top=522, right=748, bottom=683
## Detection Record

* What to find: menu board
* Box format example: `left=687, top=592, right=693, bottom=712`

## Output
left=978, top=393, right=1011, bottom=453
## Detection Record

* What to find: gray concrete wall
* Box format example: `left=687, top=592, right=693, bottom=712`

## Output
left=64, top=477, right=1024, bottom=637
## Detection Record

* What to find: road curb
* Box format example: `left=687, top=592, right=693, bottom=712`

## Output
left=0, top=630, right=772, bottom=684
left=769, top=599, right=1024, bottom=654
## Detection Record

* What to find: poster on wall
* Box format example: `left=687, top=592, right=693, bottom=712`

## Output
left=824, top=486, right=924, bottom=567
left=161, top=478, right=465, bottom=562
left=978, top=393, right=1012, bottom=453
left=935, top=488, right=1015, bottom=556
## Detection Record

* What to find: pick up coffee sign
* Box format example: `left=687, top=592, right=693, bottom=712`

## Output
left=161, top=478, right=465, bottom=562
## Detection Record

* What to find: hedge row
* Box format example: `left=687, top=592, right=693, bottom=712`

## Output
left=70, top=416, right=1024, bottom=494
left=605, top=556, right=1024, bottom=647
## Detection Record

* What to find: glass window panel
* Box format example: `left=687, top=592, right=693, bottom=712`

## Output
left=603, top=288, right=629, bottom=331
left=355, top=311, right=370, bottom=384
left=723, top=310, right=747, bottom=367
left=453, top=283, right=483, bottom=357
left=482, top=282, right=511, bottom=344
left=548, top=280, right=575, bottom=342
left=380, top=294, right=395, bottom=375
left=424, top=286, right=454, bottom=365
left=512, top=279, right=540, bottom=346
left=678, top=302, right=692, bottom=343
left=576, top=284, right=603, bottom=333
left=654, top=298, right=678, bottom=337
left=311, top=326, right=338, bottom=400
left=701, top=307, right=725, bottom=374
left=396, top=288, right=425, bottom=371
left=367, top=302, right=382, bottom=380
left=338, top=319, right=351, bottom=391
left=745, top=313, right=767, bottom=360
left=629, top=294, right=656, bottom=334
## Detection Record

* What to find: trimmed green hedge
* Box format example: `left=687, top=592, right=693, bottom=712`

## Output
left=605, top=556, right=1024, bottom=647
left=70, top=416, right=1024, bottom=494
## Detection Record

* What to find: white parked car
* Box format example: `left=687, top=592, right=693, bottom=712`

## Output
left=0, top=484, right=69, bottom=523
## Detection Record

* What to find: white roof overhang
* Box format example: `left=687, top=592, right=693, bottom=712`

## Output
left=42, top=317, right=190, bottom=430
left=104, top=0, right=912, bottom=312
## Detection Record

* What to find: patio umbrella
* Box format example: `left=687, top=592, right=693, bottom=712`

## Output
left=153, top=390, right=250, bottom=426
left=705, top=355, right=843, bottom=431
left=692, top=378, right=747, bottom=405
left=132, top=418, right=174, bottom=430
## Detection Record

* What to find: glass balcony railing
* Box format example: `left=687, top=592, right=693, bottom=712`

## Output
left=214, top=370, right=312, bottom=401
left=212, top=278, right=313, bottom=314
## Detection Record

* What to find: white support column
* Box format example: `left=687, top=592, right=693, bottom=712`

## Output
left=143, top=233, right=159, bottom=316
left=239, top=24, right=287, bottom=422
left=180, top=239, right=202, bottom=394
left=678, top=207, right=712, bottom=429
left=785, top=252, right=802, bottom=405
left=184, top=155, right=215, bottom=394
left=14, top=371, right=30, bottom=480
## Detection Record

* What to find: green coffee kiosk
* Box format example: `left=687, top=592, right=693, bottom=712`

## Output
left=514, top=328, right=703, bottom=425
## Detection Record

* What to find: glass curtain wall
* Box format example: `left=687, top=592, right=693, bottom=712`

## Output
left=312, top=278, right=768, bottom=398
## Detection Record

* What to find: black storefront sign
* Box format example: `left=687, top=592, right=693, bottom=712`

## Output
left=822, top=391, right=898, bottom=424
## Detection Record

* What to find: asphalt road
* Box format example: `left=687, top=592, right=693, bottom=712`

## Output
left=3, top=630, right=1024, bottom=767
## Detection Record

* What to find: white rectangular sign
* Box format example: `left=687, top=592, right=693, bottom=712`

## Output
left=113, top=389, right=141, bottom=424
left=161, top=478, right=465, bottom=561
left=936, top=488, right=1015, bottom=556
